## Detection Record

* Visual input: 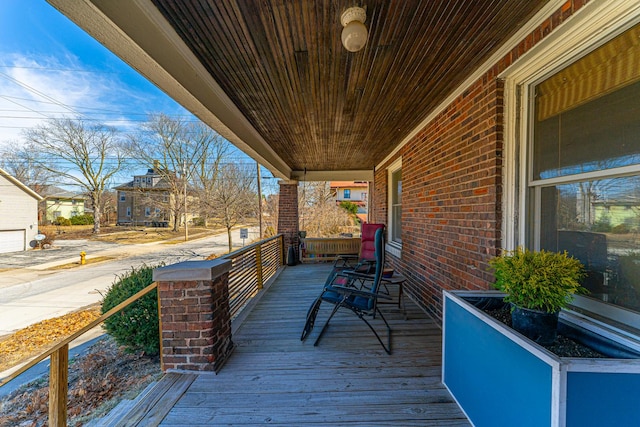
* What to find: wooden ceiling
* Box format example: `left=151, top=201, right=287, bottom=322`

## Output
left=147, top=0, right=547, bottom=174
left=48, top=0, right=549, bottom=178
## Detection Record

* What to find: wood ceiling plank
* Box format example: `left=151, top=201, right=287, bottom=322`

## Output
left=151, top=0, right=548, bottom=172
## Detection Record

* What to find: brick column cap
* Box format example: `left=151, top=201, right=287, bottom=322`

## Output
left=153, top=259, right=232, bottom=282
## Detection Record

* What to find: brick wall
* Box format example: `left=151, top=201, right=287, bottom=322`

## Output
left=155, top=260, right=234, bottom=373
left=277, top=180, right=300, bottom=260
left=372, top=0, right=589, bottom=321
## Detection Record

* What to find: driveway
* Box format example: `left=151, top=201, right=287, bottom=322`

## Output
left=0, top=239, right=120, bottom=270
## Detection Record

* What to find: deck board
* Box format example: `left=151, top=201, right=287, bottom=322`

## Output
left=158, top=263, right=470, bottom=426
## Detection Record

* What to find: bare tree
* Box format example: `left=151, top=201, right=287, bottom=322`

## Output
left=24, top=118, right=124, bottom=234
left=205, top=163, right=257, bottom=251
left=262, top=193, right=279, bottom=236
left=125, top=114, right=228, bottom=232
left=299, top=181, right=355, bottom=237
left=97, top=190, right=117, bottom=226
left=191, top=124, right=231, bottom=224
left=0, top=140, right=56, bottom=195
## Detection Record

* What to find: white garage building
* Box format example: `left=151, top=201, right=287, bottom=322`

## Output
left=0, top=168, right=43, bottom=253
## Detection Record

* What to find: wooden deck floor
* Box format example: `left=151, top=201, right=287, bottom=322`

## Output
left=157, top=263, right=471, bottom=426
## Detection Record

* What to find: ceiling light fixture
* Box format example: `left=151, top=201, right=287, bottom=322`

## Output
left=341, top=6, right=368, bottom=52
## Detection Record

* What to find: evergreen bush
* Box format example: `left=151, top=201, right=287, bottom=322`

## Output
left=70, top=214, right=94, bottom=225
left=489, top=247, right=587, bottom=313
left=101, top=264, right=161, bottom=355
left=611, top=223, right=631, bottom=234
left=54, top=217, right=71, bottom=226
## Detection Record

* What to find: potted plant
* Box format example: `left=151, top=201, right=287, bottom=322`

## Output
left=489, top=247, right=586, bottom=345
left=442, top=248, right=640, bottom=427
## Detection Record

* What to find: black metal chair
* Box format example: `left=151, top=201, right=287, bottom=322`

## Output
left=300, top=228, right=392, bottom=354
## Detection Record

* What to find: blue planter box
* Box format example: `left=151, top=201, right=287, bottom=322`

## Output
left=442, top=290, right=640, bottom=427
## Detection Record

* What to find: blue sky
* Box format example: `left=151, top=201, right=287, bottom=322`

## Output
left=0, top=0, right=277, bottom=189
left=0, top=0, right=190, bottom=145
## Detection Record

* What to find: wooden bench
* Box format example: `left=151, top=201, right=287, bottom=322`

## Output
left=300, top=237, right=360, bottom=263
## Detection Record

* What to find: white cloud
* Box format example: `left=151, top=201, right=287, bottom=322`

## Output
left=0, top=53, right=189, bottom=148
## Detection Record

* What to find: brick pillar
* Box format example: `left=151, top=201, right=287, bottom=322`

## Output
left=154, top=259, right=234, bottom=373
left=277, top=180, right=299, bottom=260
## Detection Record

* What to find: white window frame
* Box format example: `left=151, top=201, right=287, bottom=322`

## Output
left=126, top=206, right=131, bottom=217
left=502, top=2, right=640, bottom=336
left=387, top=157, right=402, bottom=257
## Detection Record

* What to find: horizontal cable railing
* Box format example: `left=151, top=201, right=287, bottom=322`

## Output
left=0, top=234, right=286, bottom=426
left=224, top=234, right=284, bottom=318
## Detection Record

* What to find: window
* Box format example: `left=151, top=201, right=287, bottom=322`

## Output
left=516, top=21, right=640, bottom=330
left=344, top=189, right=351, bottom=199
left=388, top=158, right=402, bottom=250
left=145, top=207, right=151, bottom=216
left=119, top=192, right=126, bottom=202
left=126, top=207, right=131, bottom=217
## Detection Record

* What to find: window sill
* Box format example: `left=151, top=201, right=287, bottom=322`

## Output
left=385, top=242, right=402, bottom=258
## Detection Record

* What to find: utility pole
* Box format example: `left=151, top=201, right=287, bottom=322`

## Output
left=257, top=161, right=263, bottom=239
left=183, top=160, right=188, bottom=242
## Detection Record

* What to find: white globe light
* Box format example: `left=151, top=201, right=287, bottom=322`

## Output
left=341, top=20, right=368, bottom=52
left=340, top=7, right=368, bottom=53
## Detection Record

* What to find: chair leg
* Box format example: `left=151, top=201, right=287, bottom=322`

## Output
left=301, top=296, right=323, bottom=341
left=313, top=300, right=343, bottom=347
left=359, top=308, right=392, bottom=354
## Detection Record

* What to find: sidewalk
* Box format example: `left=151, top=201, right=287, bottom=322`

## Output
left=0, top=225, right=230, bottom=270
left=0, top=239, right=150, bottom=294
left=0, top=229, right=222, bottom=290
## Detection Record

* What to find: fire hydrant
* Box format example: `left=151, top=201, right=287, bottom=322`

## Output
left=80, top=251, right=86, bottom=265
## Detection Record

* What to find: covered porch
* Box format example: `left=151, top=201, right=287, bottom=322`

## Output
left=124, top=263, right=470, bottom=426
left=40, top=1, right=640, bottom=425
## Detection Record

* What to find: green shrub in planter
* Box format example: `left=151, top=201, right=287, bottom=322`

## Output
left=489, top=247, right=587, bottom=313
left=489, top=248, right=588, bottom=344
left=101, top=264, right=161, bottom=355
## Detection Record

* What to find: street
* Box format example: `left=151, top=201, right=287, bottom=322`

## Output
left=0, top=227, right=259, bottom=336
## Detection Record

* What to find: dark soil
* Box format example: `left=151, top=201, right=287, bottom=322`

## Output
left=485, top=305, right=606, bottom=358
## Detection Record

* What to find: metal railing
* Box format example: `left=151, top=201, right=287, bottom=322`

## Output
left=0, top=282, right=158, bottom=427
left=223, top=234, right=284, bottom=318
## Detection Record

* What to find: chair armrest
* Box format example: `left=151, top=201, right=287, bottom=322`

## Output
left=341, top=270, right=374, bottom=280
left=328, top=284, right=393, bottom=301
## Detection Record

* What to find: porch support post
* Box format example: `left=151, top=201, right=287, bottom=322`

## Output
left=277, top=180, right=300, bottom=260
left=154, top=259, right=234, bottom=373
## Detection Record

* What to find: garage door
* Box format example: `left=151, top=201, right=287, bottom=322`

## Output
left=0, top=230, right=25, bottom=253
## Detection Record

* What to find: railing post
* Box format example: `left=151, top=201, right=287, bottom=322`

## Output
left=49, top=344, right=68, bottom=427
left=154, top=259, right=234, bottom=373
left=279, top=235, right=285, bottom=266
left=256, top=244, right=263, bottom=290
